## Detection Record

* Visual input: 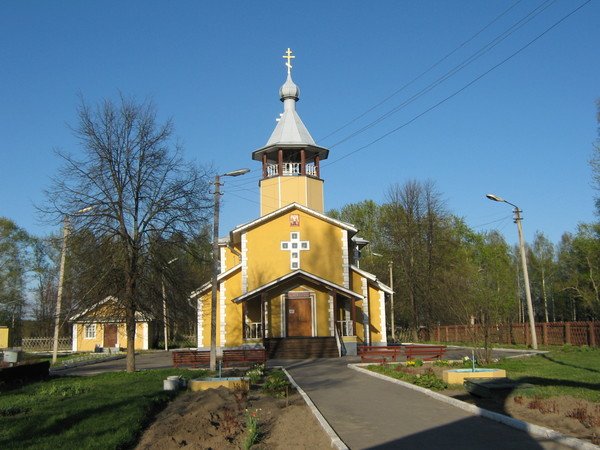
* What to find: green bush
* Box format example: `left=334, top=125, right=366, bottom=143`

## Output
left=262, top=370, right=290, bottom=398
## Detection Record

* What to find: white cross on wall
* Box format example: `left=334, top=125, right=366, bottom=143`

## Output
left=280, top=232, right=310, bottom=270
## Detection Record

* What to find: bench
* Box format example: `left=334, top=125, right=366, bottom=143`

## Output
left=222, top=349, right=267, bottom=366
left=404, top=345, right=446, bottom=361
left=172, top=349, right=266, bottom=368
left=172, top=350, right=209, bottom=368
left=358, top=346, right=403, bottom=363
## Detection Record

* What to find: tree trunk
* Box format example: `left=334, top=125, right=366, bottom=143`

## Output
left=125, top=275, right=137, bottom=373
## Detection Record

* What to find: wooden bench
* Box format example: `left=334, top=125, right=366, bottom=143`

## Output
left=172, top=349, right=266, bottom=368
left=404, top=345, right=446, bottom=361
left=222, top=349, right=266, bottom=366
left=172, top=350, right=210, bottom=368
left=358, top=346, right=403, bottom=363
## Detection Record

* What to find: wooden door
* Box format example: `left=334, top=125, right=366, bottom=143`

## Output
left=103, top=323, right=118, bottom=347
left=287, top=297, right=312, bottom=337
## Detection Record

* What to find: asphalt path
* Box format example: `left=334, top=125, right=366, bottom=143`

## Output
left=284, top=357, right=570, bottom=450
left=52, top=350, right=173, bottom=376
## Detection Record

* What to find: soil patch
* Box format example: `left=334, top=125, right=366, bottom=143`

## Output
left=442, top=389, right=600, bottom=445
left=136, top=386, right=332, bottom=449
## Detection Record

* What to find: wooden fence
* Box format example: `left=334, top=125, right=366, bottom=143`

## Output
left=432, top=321, right=599, bottom=347
left=19, top=337, right=72, bottom=352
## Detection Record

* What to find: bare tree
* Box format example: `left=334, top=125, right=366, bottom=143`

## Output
left=43, top=95, right=211, bottom=371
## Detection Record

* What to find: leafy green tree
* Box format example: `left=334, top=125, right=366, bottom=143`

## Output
left=0, top=218, right=31, bottom=343
left=528, top=231, right=556, bottom=322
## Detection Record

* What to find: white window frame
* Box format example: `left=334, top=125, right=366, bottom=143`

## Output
left=84, top=323, right=96, bottom=339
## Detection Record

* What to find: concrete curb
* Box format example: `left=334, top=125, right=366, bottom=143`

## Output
left=349, top=364, right=599, bottom=450
left=282, top=367, right=349, bottom=450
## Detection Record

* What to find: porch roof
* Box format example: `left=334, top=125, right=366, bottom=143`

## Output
left=232, top=269, right=364, bottom=303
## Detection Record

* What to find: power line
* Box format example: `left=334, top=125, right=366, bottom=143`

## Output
left=326, top=0, right=557, bottom=150
left=324, top=0, right=591, bottom=168
left=318, top=0, right=525, bottom=143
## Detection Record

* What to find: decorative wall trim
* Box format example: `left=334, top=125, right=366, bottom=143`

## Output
left=280, top=294, right=286, bottom=337
left=361, top=277, right=370, bottom=345
left=341, top=230, right=349, bottom=288
left=263, top=296, right=269, bottom=338
left=328, top=293, right=334, bottom=336
left=220, top=246, right=227, bottom=272
left=72, top=324, right=77, bottom=351
left=220, top=281, right=226, bottom=346
left=379, top=289, right=387, bottom=345
left=241, top=233, right=248, bottom=294
left=197, top=298, right=203, bottom=348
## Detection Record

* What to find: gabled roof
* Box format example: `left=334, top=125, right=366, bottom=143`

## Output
left=230, top=203, right=357, bottom=240
left=189, top=263, right=242, bottom=299
left=350, top=265, right=394, bottom=294
left=232, top=269, right=364, bottom=304
left=70, top=296, right=154, bottom=322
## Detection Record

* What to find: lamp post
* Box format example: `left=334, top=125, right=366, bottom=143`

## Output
left=210, top=168, right=250, bottom=371
left=162, top=257, right=178, bottom=351
left=485, top=194, right=538, bottom=349
left=52, top=206, right=95, bottom=364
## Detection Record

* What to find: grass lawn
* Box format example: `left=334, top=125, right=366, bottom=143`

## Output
left=482, top=346, right=600, bottom=402
left=0, top=368, right=207, bottom=449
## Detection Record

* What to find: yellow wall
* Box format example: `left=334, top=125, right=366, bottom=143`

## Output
left=246, top=208, right=345, bottom=290
left=368, top=285, right=384, bottom=344
left=260, top=176, right=324, bottom=215
left=0, top=327, right=8, bottom=348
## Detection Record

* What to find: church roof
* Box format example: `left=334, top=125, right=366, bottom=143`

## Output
left=230, top=202, right=357, bottom=240
left=252, top=51, right=329, bottom=161
left=231, top=269, right=364, bottom=304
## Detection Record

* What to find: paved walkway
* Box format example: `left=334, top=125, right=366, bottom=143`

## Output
left=284, top=358, right=570, bottom=450
left=53, top=351, right=173, bottom=376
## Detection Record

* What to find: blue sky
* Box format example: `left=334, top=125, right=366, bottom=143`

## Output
left=1, top=0, right=598, bottom=247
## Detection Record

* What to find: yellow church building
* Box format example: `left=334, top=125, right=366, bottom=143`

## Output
left=191, top=50, right=392, bottom=358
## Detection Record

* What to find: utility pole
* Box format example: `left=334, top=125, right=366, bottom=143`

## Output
left=52, top=217, right=70, bottom=364
left=389, top=260, right=395, bottom=341
left=486, top=194, right=537, bottom=349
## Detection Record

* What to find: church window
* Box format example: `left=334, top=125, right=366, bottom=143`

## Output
left=281, top=242, right=289, bottom=250
left=292, top=252, right=298, bottom=258
left=292, top=243, right=298, bottom=249
left=301, top=242, right=308, bottom=249
left=291, top=262, right=299, bottom=269
left=291, top=232, right=299, bottom=240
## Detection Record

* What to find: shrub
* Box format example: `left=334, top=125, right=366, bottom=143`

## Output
left=262, top=370, right=290, bottom=398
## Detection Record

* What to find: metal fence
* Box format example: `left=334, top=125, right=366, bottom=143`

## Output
left=19, top=337, right=72, bottom=352
left=432, top=321, right=599, bottom=347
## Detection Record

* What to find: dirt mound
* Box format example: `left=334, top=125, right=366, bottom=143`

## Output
left=136, top=386, right=332, bottom=449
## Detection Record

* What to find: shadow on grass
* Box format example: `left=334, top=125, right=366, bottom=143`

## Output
left=540, top=353, right=600, bottom=374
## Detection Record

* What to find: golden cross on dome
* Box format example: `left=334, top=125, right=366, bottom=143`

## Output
left=283, top=47, right=295, bottom=75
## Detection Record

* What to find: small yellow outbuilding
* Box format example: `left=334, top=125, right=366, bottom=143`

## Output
left=70, top=297, right=155, bottom=352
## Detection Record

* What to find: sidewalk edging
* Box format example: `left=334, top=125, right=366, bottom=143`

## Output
left=349, top=364, right=598, bottom=450
left=282, top=367, right=349, bottom=450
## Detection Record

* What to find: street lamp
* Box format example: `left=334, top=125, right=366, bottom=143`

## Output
left=162, top=257, right=178, bottom=351
left=52, top=205, right=95, bottom=364
left=210, top=168, right=250, bottom=371
left=485, top=194, right=537, bottom=349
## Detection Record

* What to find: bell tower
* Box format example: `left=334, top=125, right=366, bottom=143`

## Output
left=252, top=49, right=329, bottom=216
